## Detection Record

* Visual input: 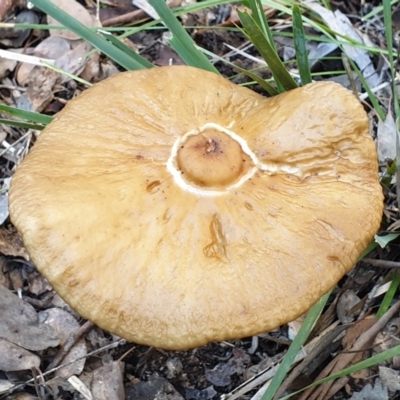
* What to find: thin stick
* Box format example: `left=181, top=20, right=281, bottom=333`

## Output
left=363, top=258, right=400, bottom=269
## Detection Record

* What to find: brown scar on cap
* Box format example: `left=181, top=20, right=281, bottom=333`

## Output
left=9, top=66, right=383, bottom=350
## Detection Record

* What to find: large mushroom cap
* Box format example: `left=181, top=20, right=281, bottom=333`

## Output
left=9, top=66, right=383, bottom=350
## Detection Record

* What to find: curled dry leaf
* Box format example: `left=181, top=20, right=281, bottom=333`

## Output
left=55, top=40, right=92, bottom=83
left=47, top=0, right=99, bottom=40
left=126, top=375, right=183, bottom=400
left=306, top=2, right=379, bottom=88
left=0, top=10, right=38, bottom=48
left=377, top=111, right=398, bottom=163
left=348, top=379, right=388, bottom=400
left=42, top=308, right=87, bottom=378
left=0, top=380, right=14, bottom=395
left=0, top=225, right=29, bottom=259
left=68, top=375, right=93, bottom=400
left=0, top=284, right=59, bottom=351
left=336, top=290, right=361, bottom=324
left=0, top=338, right=40, bottom=371
left=379, top=367, right=400, bottom=393
left=206, top=349, right=250, bottom=387
left=91, top=361, right=125, bottom=400
left=17, top=38, right=92, bottom=111
left=17, top=36, right=71, bottom=85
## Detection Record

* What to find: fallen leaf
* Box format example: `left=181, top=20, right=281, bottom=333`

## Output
left=0, top=338, right=40, bottom=371
left=306, top=2, right=379, bottom=88
left=68, top=375, right=93, bottom=400
left=0, top=379, right=14, bottom=395
left=47, top=0, right=99, bottom=40
left=42, top=308, right=87, bottom=378
left=126, top=375, right=183, bottom=400
left=0, top=284, right=59, bottom=351
left=348, top=379, right=388, bottom=400
left=377, top=111, right=398, bottom=163
left=379, top=367, right=400, bottom=392
left=91, top=361, right=125, bottom=400
left=17, top=36, right=71, bottom=85
left=336, top=290, right=361, bottom=324
left=55, top=40, right=92, bottom=83
left=0, top=225, right=29, bottom=259
left=0, top=10, right=39, bottom=48
left=205, top=348, right=250, bottom=387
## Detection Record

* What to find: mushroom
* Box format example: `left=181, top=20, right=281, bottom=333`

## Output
left=9, top=66, right=383, bottom=350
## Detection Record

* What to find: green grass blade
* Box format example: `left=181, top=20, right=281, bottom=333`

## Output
left=0, top=118, right=45, bottom=130
left=260, top=290, right=331, bottom=400
left=248, top=0, right=275, bottom=48
left=99, top=30, right=153, bottom=68
left=29, top=0, right=148, bottom=71
left=237, top=9, right=297, bottom=91
left=383, top=0, right=400, bottom=127
left=377, top=272, right=400, bottom=317
left=292, top=5, right=312, bottom=85
left=0, top=104, right=53, bottom=124
left=148, top=0, right=218, bottom=73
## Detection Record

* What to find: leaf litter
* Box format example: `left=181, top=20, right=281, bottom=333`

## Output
left=0, top=0, right=400, bottom=399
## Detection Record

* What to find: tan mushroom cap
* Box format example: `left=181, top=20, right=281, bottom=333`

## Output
left=9, top=66, right=383, bottom=350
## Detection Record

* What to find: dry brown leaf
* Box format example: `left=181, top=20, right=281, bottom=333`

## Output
left=47, top=0, right=99, bottom=40
left=342, top=316, right=377, bottom=349
left=55, top=40, right=92, bottom=83
left=0, top=10, right=38, bottom=47
left=0, top=284, right=59, bottom=351
left=336, top=290, right=361, bottom=324
left=0, top=380, right=15, bottom=395
left=305, top=2, right=379, bottom=88
left=0, top=338, right=40, bottom=371
left=17, top=67, right=58, bottom=112
left=42, top=308, right=87, bottom=378
left=17, top=36, right=71, bottom=85
left=126, top=375, right=183, bottom=400
left=0, top=225, right=29, bottom=259
left=91, top=361, right=125, bottom=400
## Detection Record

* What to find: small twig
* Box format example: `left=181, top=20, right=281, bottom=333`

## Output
left=363, top=258, right=400, bottom=269
left=102, top=9, right=146, bottom=27
left=45, top=320, right=94, bottom=372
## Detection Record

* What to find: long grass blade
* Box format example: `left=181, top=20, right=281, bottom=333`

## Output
left=383, top=0, right=400, bottom=126
left=0, top=118, right=45, bottom=130
left=0, top=104, right=53, bottom=124
left=377, top=272, right=400, bottom=317
left=237, top=9, right=297, bottom=91
left=248, top=0, right=275, bottom=47
left=292, top=5, right=312, bottom=85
